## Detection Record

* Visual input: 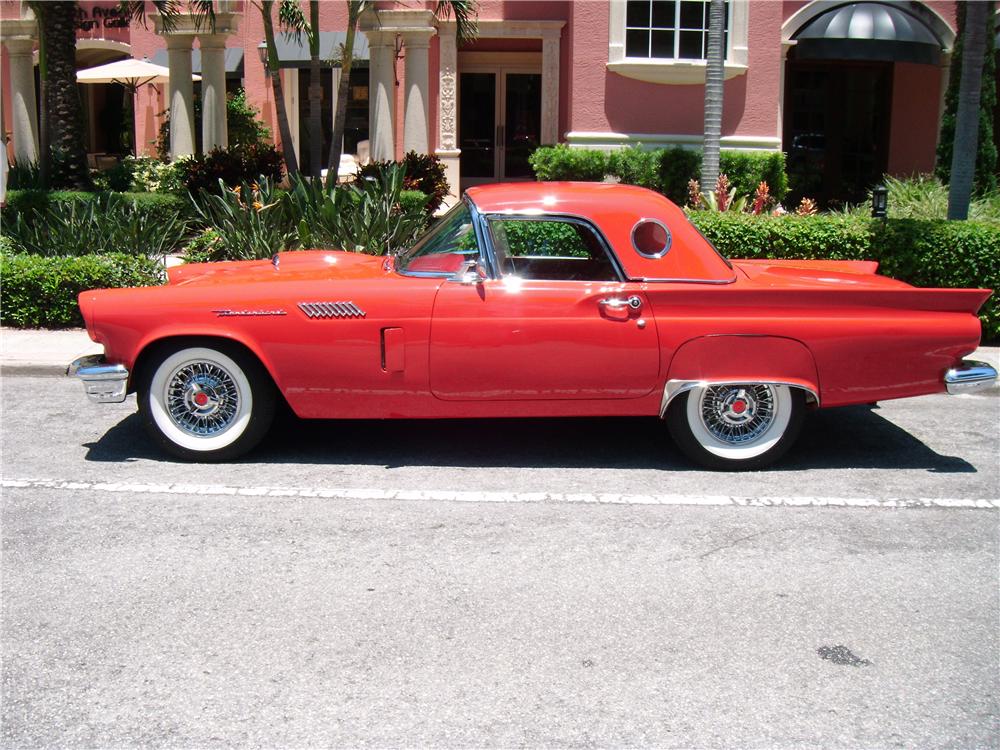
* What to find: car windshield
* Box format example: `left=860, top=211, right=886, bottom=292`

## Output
left=395, top=201, right=480, bottom=276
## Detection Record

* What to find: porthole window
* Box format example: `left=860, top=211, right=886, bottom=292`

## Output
left=632, top=218, right=671, bottom=258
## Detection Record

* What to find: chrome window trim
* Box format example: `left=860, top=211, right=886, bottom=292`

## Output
left=640, top=276, right=736, bottom=284
left=631, top=217, right=672, bottom=258
left=482, top=212, right=627, bottom=283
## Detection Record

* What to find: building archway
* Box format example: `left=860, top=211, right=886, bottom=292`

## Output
left=781, top=1, right=953, bottom=207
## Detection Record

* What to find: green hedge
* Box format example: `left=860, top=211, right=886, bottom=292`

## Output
left=1, top=189, right=192, bottom=224
left=0, top=253, right=165, bottom=328
left=528, top=145, right=789, bottom=204
left=690, top=212, right=1000, bottom=339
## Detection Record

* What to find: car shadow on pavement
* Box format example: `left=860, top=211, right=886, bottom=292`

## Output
left=83, top=405, right=976, bottom=473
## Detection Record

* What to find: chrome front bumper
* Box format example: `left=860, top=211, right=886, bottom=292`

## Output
left=67, top=355, right=129, bottom=404
left=944, top=360, right=998, bottom=395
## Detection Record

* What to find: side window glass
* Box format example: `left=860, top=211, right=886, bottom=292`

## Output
left=396, top=202, right=479, bottom=275
left=489, top=219, right=620, bottom=281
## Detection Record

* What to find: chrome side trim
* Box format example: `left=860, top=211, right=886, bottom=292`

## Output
left=659, top=379, right=820, bottom=417
left=67, top=355, right=129, bottom=404
left=298, top=301, right=366, bottom=319
left=944, top=360, right=998, bottom=395
left=639, top=276, right=737, bottom=284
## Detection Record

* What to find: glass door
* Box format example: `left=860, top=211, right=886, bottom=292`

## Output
left=459, top=68, right=541, bottom=189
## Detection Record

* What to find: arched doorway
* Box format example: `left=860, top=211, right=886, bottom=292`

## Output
left=781, top=1, right=953, bottom=207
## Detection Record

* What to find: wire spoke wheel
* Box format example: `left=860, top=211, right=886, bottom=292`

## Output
left=667, top=382, right=805, bottom=470
left=165, top=362, right=241, bottom=437
left=699, top=384, right=776, bottom=445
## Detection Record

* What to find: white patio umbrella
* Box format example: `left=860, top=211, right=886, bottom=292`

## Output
left=76, top=58, right=201, bottom=155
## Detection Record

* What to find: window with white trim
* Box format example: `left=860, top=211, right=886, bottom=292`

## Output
left=624, top=0, right=729, bottom=60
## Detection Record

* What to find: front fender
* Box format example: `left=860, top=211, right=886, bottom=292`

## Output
left=662, top=334, right=820, bottom=414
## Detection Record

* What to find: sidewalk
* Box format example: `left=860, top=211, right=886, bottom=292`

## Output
left=1, top=328, right=103, bottom=376
left=2, top=326, right=998, bottom=378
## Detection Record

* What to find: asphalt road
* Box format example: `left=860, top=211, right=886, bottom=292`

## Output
left=2, top=373, right=998, bottom=748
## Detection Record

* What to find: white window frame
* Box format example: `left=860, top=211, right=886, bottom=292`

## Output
left=608, top=0, right=749, bottom=85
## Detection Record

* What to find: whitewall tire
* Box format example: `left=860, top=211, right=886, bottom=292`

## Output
left=667, top=383, right=805, bottom=470
left=138, top=343, right=276, bottom=461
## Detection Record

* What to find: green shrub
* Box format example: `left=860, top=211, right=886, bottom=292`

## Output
left=837, top=175, right=1000, bottom=222
left=357, top=151, right=450, bottom=214
left=0, top=252, right=165, bottom=328
left=189, top=178, right=294, bottom=260
left=529, top=144, right=609, bottom=181
left=3, top=193, right=188, bottom=258
left=657, top=147, right=702, bottom=205
left=607, top=145, right=661, bottom=190
left=6, top=160, right=42, bottom=190
left=177, top=144, right=285, bottom=194
left=529, top=145, right=789, bottom=205
left=2, top=189, right=192, bottom=226
left=689, top=212, right=1000, bottom=339
left=719, top=151, right=788, bottom=202
left=92, top=156, right=186, bottom=194
left=497, top=220, right=589, bottom=258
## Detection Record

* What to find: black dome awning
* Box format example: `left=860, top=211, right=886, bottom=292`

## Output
left=793, top=2, right=944, bottom=65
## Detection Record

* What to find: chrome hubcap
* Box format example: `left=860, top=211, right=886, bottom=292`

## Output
left=700, top=385, right=776, bottom=444
left=166, top=362, right=240, bottom=436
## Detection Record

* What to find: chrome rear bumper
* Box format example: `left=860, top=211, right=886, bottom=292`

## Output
left=944, top=360, right=998, bottom=395
left=67, top=355, right=129, bottom=404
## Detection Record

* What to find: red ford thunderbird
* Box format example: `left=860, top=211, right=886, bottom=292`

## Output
left=70, top=183, right=996, bottom=469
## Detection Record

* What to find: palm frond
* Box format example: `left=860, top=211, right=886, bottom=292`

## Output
left=278, top=0, right=309, bottom=42
left=436, top=0, right=479, bottom=46
left=121, top=0, right=214, bottom=32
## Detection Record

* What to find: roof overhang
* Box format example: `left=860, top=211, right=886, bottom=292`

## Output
left=792, top=2, right=943, bottom=65
left=152, top=47, right=244, bottom=76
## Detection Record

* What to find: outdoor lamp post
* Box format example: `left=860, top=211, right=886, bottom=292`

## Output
left=871, top=184, right=888, bottom=219
left=257, top=41, right=268, bottom=65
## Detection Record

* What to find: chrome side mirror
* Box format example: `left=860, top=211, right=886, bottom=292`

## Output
left=450, top=257, right=488, bottom=285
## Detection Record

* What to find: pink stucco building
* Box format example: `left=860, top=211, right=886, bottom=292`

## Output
left=0, top=0, right=974, bottom=203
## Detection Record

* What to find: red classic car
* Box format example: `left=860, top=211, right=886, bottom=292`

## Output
left=70, top=183, right=996, bottom=469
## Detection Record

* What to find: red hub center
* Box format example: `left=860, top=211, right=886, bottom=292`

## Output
left=193, top=392, right=210, bottom=407
left=731, top=399, right=747, bottom=414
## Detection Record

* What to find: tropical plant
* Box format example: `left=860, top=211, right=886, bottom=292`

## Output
left=700, top=174, right=747, bottom=212
left=177, top=144, right=284, bottom=194
left=945, top=1, right=993, bottom=219
left=289, top=164, right=429, bottom=254
left=357, top=151, right=450, bottom=213
left=795, top=197, right=818, bottom=217
left=700, top=0, right=726, bottom=192
left=190, top=178, right=294, bottom=260
left=750, top=181, right=772, bottom=215
left=156, top=88, right=272, bottom=158
left=4, top=193, right=187, bottom=258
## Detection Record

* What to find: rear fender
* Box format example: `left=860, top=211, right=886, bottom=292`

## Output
left=661, top=335, right=820, bottom=416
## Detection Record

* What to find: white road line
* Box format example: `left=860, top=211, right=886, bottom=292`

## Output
left=2, top=478, right=997, bottom=509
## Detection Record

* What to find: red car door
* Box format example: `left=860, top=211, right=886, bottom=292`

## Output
left=428, top=215, right=660, bottom=401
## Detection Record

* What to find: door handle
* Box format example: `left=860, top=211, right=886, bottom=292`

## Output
left=599, top=295, right=643, bottom=312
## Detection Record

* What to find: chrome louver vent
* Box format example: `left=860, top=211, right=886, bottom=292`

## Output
left=298, top=301, right=366, bottom=319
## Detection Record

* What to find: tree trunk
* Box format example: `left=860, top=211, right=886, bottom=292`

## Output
left=262, top=0, right=299, bottom=176
left=947, top=1, right=988, bottom=220
left=39, top=1, right=92, bottom=189
left=307, top=0, right=322, bottom=178
left=327, top=3, right=360, bottom=187
left=700, top=0, right=725, bottom=193
left=32, top=2, right=50, bottom=189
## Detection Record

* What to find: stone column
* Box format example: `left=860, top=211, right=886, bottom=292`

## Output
left=402, top=29, right=434, bottom=155
left=366, top=30, right=397, bottom=162
left=199, top=35, right=228, bottom=150
left=3, top=36, right=39, bottom=163
left=165, top=34, right=197, bottom=158
left=435, top=22, right=460, bottom=202
left=540, top=30, right=561, bottom=145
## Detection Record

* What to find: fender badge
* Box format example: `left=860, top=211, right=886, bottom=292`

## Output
left=212, top=309, right=287, bottom=317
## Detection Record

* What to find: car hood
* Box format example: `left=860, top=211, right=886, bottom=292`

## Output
left=166, top=250, right=388, bottom=286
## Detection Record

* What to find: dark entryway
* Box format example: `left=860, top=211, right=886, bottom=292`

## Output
left=783, top=57, right=892, bottom=208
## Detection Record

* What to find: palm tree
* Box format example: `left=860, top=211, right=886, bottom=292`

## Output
left=947, top=1, right=990, bottom=220
left=31, top=2, right=91, bottom=189
left=252, top=0, right=300, bottom=175
left=274, top=0, right=322, bottom=177
left=326, top=0, right=478, bottom=184
left=700, top=0, right=725, bottom=193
